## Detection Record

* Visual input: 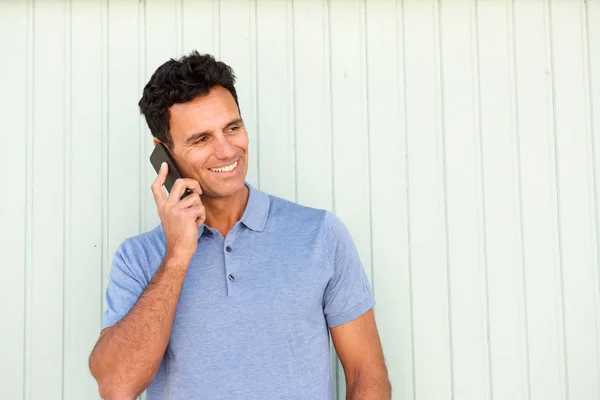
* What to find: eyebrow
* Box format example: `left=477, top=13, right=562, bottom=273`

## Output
left=185, top=118, right=244, bottom=145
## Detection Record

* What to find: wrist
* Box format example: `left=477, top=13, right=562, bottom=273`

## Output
left=163, top=252, right=192, bottom=270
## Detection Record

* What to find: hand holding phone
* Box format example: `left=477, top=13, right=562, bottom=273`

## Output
left=150, top=143, right=205, bottom=262
left=150, top=142, right=193, bottom=199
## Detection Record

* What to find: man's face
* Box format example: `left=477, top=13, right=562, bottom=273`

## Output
left=158, top=85, right=249, bottom=199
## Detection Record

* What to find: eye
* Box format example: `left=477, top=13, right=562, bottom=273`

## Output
left=227, top=125, right=240, bottom=133
left=195, top=136, right=208, bottom=144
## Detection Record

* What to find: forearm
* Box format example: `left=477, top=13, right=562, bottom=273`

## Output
left=89, top=256, right=190, bottom=399
left=346, top=368, right=392, bottom=400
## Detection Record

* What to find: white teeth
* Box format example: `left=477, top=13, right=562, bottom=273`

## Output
left=210, top=160, right=238, bottom=173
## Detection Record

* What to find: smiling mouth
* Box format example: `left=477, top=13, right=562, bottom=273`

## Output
left=209, top=159, right=239, bottom=173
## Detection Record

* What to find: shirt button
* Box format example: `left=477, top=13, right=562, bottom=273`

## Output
left=228, top=274, right=235, bottom=281
left=226, top=246, right=232, bottom=252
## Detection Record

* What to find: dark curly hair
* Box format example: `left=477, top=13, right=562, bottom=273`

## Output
left=138, top=51, right=240, bottom=149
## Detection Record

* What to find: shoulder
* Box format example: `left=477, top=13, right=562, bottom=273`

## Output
left=111, top=224, right=166, bottom=283
left=265, top=193, right=330, bottom=229
left=117, top=224, right=165, bottom=256
left=263, top=192, right=349, bottom=241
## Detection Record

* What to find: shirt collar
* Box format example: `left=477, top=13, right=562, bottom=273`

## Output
left=239, top=182, right=270, bottom=232
left=197, top=182, right=270, bottom=237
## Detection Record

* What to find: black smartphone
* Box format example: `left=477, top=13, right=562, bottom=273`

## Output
left=149, top=142, right=192, bottom=199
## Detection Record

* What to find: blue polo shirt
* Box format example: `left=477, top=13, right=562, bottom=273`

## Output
left=102, top=183, right=375, bottom=399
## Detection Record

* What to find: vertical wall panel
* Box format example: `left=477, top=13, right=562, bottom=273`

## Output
left=24, top=2, right=34, bottom=398
left=182, top=0, right=215, bottom=55
left=365, top=1, right=414, bottom=399
left=513, top=1, right=563, bottom=399
left=440, top=1, right=491, bottom=399
left=550, top=1, right=600, bottom=398
left=30, top=1, right=67, bottom=398
left=403, top=0, right=453, bottom=398
left=63, top=1, right=105, bottom=399
left=255, top=0, right=296, bottom=199
left=0, top=1, right=28, bottom=399
left=293, top=0, right=333, bottom=210
left=107, top=0, right=143, bottom=261
left=328, top=0, right=372, bottom=279
left=589, top=1, right=600, bottom=392
left=478, top=2, right=531, bottom=400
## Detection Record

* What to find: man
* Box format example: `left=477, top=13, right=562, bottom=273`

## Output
left=89, top=51, right=391, bottom=400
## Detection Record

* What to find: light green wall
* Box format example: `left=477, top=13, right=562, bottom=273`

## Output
left=1, top=0, right=600, bottom=399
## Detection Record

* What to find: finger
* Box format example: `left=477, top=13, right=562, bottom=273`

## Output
left=176, top=192, right=202, bottom=210
left=151, top=162, right=168, bottom=205
left=186, top=205, right=206, bottom=223
left=191, top=184, right=202, bottom=197
left=181, top=181, right=203, bottom=198
left=168, top=178, right=202, bottom=205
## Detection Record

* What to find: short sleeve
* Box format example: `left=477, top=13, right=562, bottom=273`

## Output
left=323, top=212, right=375, bottom=328
left=101, top=240, right=147, bottom=330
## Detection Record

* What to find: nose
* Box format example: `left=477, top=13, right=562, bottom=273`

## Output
left=213, top=134, right=237, bottom=160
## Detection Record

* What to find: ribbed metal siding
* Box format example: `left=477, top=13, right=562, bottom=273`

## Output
left=1, top=1, right=599, bottom=399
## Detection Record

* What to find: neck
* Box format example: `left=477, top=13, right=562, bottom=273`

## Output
left=202, top=184, right=250, bottom=237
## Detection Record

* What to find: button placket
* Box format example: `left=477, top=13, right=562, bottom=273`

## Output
left=224, top=242, right=235, bottom=295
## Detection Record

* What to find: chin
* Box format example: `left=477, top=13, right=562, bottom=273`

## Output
left=204, top=178, right=247, bottom=198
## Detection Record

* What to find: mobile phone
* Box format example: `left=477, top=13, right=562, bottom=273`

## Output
left=149, top=142, right=193, bottom=199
